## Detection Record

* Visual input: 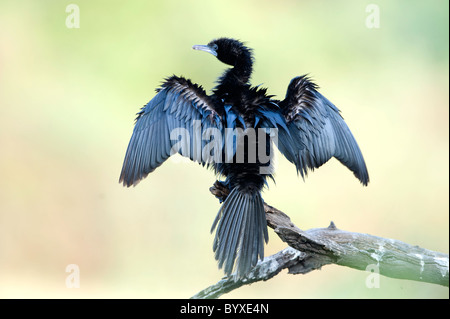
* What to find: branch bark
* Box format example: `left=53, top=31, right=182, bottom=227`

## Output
left=192, top=181, right=449, bottom=299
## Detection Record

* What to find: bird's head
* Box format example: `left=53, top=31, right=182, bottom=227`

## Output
left=193, top=38, right=253, bottom=67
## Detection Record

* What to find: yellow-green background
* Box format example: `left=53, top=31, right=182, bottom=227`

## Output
left=0, top=0, right=448, bottom=298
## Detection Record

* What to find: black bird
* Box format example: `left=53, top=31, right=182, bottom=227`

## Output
left=119, top=38, right=369, bottom=279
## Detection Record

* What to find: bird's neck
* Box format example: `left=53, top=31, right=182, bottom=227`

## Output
left=216, top=57, right=253, bottom=94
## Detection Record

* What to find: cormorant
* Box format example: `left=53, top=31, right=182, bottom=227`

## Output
left=119, top=38, right=369, bottom=280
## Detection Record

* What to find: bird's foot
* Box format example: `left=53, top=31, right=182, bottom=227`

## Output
left=210, top=180, right=231, bottom=203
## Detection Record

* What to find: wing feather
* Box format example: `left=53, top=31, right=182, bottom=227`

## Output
left=119, top=76, right=223, bottom=187
left=277, top=75, right=369, bottom=185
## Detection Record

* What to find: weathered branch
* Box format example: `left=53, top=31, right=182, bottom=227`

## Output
left=192, top=181, right=449, bottom=299
left=191, top=247, right=305, bottom=299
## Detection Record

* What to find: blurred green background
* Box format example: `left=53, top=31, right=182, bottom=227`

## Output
left=0, top=0, right=448, bottom=298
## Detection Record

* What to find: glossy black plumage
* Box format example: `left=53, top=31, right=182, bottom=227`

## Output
left=120, top=38, right=369, bottom=280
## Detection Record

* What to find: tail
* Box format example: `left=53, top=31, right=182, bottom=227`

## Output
left=210, top=186, right=269, bottom=280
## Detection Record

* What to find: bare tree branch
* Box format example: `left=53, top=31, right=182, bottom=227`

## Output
left=192, top=181, right=449, bottom=299
left=191, top=247, right=305, bottom=299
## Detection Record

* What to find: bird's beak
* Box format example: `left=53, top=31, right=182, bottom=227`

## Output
left=192, top=44, right=217, bottom=57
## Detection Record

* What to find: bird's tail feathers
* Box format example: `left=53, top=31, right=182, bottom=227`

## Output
left=211, top=186, right=268, bottom=280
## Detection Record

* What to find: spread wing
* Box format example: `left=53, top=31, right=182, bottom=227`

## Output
left=277, top=75, right=369, bottom=185
left=119, top=76, right=223, bottom=187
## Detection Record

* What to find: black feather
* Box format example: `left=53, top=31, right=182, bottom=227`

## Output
left=278, top=75, right=369, bottom=185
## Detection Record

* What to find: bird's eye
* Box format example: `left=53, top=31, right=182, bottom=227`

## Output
left=212, top=44, right=218, bottom=51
